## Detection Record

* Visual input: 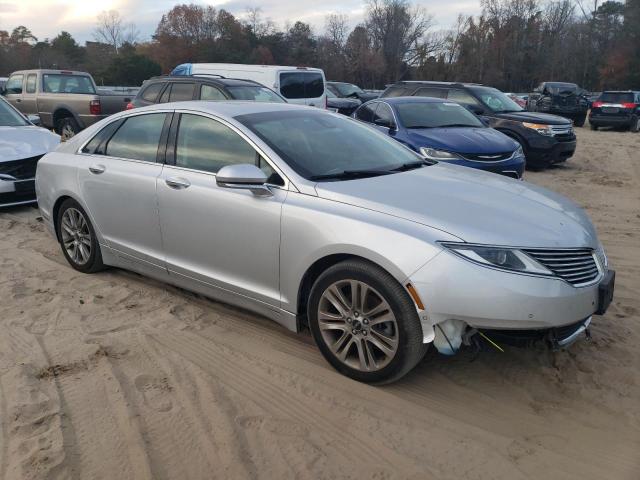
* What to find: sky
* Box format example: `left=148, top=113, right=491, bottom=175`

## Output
left=0, top=0, right=481, bottom=44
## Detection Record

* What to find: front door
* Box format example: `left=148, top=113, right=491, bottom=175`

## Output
left=77, top=112, right=168, bottom=270
left=157, top=113, right=286, bottom=308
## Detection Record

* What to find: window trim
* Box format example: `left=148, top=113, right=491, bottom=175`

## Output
left=166, top=110, right=290, bottom=190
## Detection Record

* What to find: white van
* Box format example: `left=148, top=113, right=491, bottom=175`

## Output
left=171, top=63, right=327, bottom=108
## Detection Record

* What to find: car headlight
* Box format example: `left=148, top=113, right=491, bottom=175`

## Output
left=522, top=122, right=554, bottom=136
left=514, top=145, right=524, bottom=157
left=419, top=148, right=462, bottom=161
left=440, top=243, right=552, bottom=275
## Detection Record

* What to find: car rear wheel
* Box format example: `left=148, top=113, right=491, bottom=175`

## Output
left=57, top=199, right=104, bottom=273
left=308, top=259, right=427, bottom=384
left=57, top=117, right=80, bottom=141
left=590, top=123, right=598, bottom=131
left=630, top=116, right=639, bottom=133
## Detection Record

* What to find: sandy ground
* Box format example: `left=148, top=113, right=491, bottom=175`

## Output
left=0, top=126, right=639, bottom=480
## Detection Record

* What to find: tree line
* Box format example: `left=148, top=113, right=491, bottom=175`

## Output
left=1, top=0, right=638, bottom=91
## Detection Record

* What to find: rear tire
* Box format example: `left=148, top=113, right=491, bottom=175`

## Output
left=630, top=116, right=639, bottom=133
left=308, top=259, right=427, bottom=384
left=56, top=198, right=105, bottom=273
left=57, top=117, right=80, bottom=141
left=590, top=123, right=598, bottom=131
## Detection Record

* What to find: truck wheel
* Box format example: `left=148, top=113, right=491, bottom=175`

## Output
left=630, top=116, right=639, bottom=133
left=57, top=117, right=80, bottom=141
left=590, top=123, right=598, bottom=131
left=574, top=116, right=586, bottom=128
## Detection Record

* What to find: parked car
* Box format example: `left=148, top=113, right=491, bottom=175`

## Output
left=2, top=69, right=133, bottom=140
left=589, top=91, right=640, bottom=132
left=0, top=96, right=59, bottom=207
left=129, top=75, right=286, bottom=109
left=326, top=89, right=361, bottom=116
left=381, top=81, right=576, bottom=169
left=36, top=101, right=614, bottom=384
left=352, top=97, right=525, bottom=179
left=526, top=82, right=589, bottom=127
left=171, top=63, right=326, bottom=108
left=326, top=81, right=379, bottom=102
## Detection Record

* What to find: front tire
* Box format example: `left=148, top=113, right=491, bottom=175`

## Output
left=308, top=260, right=427, bottom=384
left=57, top=199, right=104, bottom=273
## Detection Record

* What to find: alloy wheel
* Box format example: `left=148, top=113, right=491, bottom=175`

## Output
left=61, top=124, right=76, bottom=141
left=60, top=208, right=92, bottom=265
left=317, top=280, right=399, bottom=372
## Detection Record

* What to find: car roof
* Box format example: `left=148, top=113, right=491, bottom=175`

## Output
left=377, top=96, right=446, bottom=105
left=392, top=81, right=483, bottom=88
left=146, top=75, right=264, bottom=88
left=130, top=100, right=311, bottom=119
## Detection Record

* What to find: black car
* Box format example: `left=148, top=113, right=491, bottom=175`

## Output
left=527, top=82, right=589, bottom=127
left=381, top=81, right=577, bottom=169
left=129, top=75, right=286, bottom=109
left=326, top=81, right=379, bottom=102
left=326, top=89, right=361, bottom=115
left=589, top=91, right=640, bottom=132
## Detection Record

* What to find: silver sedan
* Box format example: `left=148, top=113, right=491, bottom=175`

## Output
left=36, top=101, right=615, bottom=383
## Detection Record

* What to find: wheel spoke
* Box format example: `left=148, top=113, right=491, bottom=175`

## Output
left=367, top=330, right=397, bottom=358
left=368, top=311, right=394, bottom=326
left=363, top=300, right=389, bottom=318
left=334, top=335, right=354, bottom=361
left=363, top=340, right=378, bottom=370
left=355, top=339, right=368, bottom=371
left=325, top=285, right=350, bottom=316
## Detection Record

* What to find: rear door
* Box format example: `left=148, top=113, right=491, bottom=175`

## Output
left=77, top=111, right=170, bottom=272
left=279, top=71, right=326, bottom=107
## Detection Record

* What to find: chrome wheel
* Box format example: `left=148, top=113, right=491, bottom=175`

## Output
left=318, top=280, right=399, bottom=372
left=61, top=208, right=92, bottom=265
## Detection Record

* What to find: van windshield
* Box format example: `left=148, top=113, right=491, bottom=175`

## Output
left=237, top=110, right=425, bottom=181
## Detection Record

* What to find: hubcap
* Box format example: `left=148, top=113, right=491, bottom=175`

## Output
left=318, top=280, right=399, bottom=372
left=61, top=208, right=91, bottom=265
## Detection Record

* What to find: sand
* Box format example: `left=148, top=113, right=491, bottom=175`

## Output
left=0, top=126, right=638, bottom=480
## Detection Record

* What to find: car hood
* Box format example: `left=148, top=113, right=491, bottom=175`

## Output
left=406, top=127, right=517, bottom=154
left=315, top=163, right=598, bottom=248
left=0, top=126, right=60, bottom=162
left=491, top=111, right=571, bottom=124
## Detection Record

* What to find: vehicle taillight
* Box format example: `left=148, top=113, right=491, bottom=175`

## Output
left=592, top=101, right=603, bottom=108
left=622, top=103, right=637, bottom=109
left=126, top=102, right=135, bottom=110
left=89, top=100, right=102, bottom=115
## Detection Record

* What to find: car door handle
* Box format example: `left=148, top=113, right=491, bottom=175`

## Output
left=165, top=177, right=191, bottom=189
left=16, top=98, right=21, bottom=102
left=89, top=164, right=106, bottom=174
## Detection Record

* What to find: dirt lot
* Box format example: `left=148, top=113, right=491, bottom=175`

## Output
left=0, top=126, right=639, bottom=480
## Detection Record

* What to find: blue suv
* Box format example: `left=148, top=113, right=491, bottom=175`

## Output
left=352, top=97, right=525, bottom=179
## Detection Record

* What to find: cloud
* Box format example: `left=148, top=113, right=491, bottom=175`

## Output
left=0, top=0, right=482, bottom=42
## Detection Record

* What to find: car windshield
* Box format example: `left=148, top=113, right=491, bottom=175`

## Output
left=334, top=83, right=364, bottom=96
left=227, top=86, right=285, bottom=103
left=396, top=101, right=484, bottom=128
left=236, top=110, right=426, bottom=181
left=0, top=98, right=29, bottom=126
left=43, top=74, right=96, bottom=94
left=470, top=86, right=523, bottom=113
left=600, top=92, right=634, bottom=103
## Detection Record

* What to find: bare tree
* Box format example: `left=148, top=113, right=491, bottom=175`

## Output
left=94, top=10, right=138, bottom=53
left=326, top=13, right=349, bottom=48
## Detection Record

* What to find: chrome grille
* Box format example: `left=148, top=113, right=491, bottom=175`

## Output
left=462, top=151, right=513, bottom=162
left=523, top=248, right=600, bottom=286
left=549, top=124, right=573, bottom=136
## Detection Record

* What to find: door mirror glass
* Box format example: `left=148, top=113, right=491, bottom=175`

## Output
left=216, top=164, right=272, bottom=196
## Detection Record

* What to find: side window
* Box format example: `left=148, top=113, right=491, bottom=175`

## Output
left=355, top=103, right=377, bottom=123
left=447, top=89, right=480, bottom=106
left=105, top=113, right=166, bottom=162
left=415, top=87, right=446, bottom=98
left=175, top=114, right=257, bottom=174
left=5, top=74, right=23, bottom=94
left=82, top=120, right=124, bottom=154
left=169, top=83, right=195, bottom=102
left=279, top=73, right=305, bottom=99
left=200, top=84, right=226, bottom=101
left=373, top=103, right=395, bottom=127
left=25, top=74, right=37, bottom=94
left=141, top=83, right=164, bottom=102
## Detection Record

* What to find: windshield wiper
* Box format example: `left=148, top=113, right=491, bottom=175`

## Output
left=390, top=161, right=427, bottom=171
left=406, top=125, right=434, bottom=129
left=438, top=123, right=479, bottom=128
left=309, top=169, right=394, bottom=181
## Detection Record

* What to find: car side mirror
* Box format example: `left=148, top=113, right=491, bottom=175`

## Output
left=374, top=118, right=395, bottom=129
left=27, top=114, right=41, bottom=126
left=216, top=164, right=272, bottom=196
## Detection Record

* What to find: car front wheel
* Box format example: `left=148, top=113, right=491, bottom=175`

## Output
left=57, top=199, right=104, bottom=273
left=308, top=260, right=427, bottom=384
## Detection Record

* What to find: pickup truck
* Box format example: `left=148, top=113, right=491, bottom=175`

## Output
left=2, top=69, right=133, bottom=140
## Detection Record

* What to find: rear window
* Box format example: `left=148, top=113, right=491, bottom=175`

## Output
left=141, top=83, right=164, bottom=102
left=279, top=72, right=324, bottom=99
left=43, top=74, right=96, bottom=94
left=600, top=92, right=634, bottom=103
